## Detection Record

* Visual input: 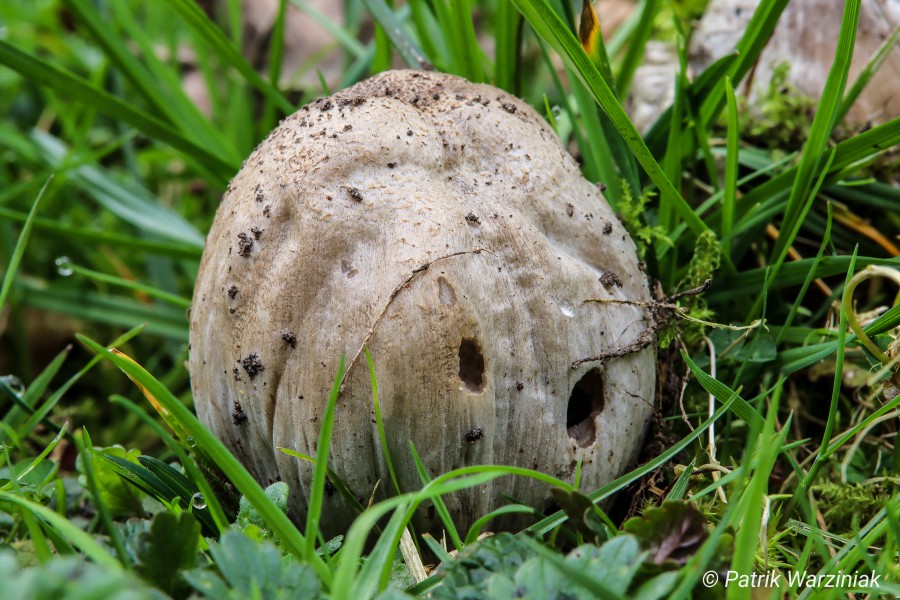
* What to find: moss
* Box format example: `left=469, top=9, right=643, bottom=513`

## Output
left=741, top=61, right=817, bottom=149
left=811, top=481, right=894, bottom=534
left=616, top=181, right=672, bottom=259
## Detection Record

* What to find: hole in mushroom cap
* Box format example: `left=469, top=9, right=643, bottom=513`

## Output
left=458, top=338, right=485, bottom=393
left=567, top=368, right=605, bottom=447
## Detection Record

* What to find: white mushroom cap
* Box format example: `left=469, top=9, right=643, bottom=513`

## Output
left=189, top=70, right=656, bottom=535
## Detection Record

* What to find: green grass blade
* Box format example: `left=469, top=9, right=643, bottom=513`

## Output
left=0, top=41, right=235, bottom=182
left=494, top=0, right=522, bottom=92
left=304, top=355, right=345, bottom=559
left=363, top=0, right=431, bottom=69
left=366, top=349, right=401, bottom=496
left=67, top=262, right=191, bottom=309
left=682, top=353, right=764, bottom=429
left=75, top=334, right=331, bottom=585
left=613, top=0, right=660, bottom=97
left=0, top=176, right=50, bottom=316
left=0, top=344, right=69, bottom=441
left=769, top=0, right=860, bottom=270
left=666, top=458, right=697, bottom=502
left=158, top=0, right=293, bottom=114
left=76, top=429, right=132, bottom=567
left=698, top=0, right=789, bottom=128
left=837, top=23, right=900, bottom=125
left=63, top=0, right=240, bottom=164
left=722, top=77, right=739, bottom=243
left=510, top=0, right=708, bottom=237
left=408, top=441, right=463, bottom=551
left=527, top=389, right=740, bottom=536
left=451, top=0, right=484, bottom=82
left=0, top=491, right=121, bottom=568
left=290, top=0, right=369, bottom=59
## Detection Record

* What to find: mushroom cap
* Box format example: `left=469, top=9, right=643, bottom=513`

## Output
left=690, top=0, right=900, bottom=128
left=189, top=70, right=656, bottom=535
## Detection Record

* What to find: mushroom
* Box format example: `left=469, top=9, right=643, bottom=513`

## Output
left=690, top=0, right=900, bottom=129
left=189, top=70, right=656, bottom=536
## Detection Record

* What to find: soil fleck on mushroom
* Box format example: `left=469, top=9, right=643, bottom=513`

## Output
left=232, top=401, right=248, bottom=425
left=282, top=331, right=297, bottom=349
left=602, top=221, right=613, bottom=235
left=232, top=367, right=241, bottom=381
left=465, top=427, right=484, bottom=443
left=240, top=352, right=264, bottom=378
left=465, top=212, right=480, bottom=224
left=600, top=271, right=623, bottom=288
left=516, top=381, right=524, bottom=391
left=345, top=187, right=364, bottom=202
left=263, top=205, right=272, bottom=217
left=566, top=203, right=575, bottom=217
left=255, top=186, right=264, bottom=203
left=337, top=96, right=366, bottom=108
left=251, top=227, right=263, bottom=240
left=501, top=103, right=517, bottom=114
left=237, top=232, right=253, bottom=256
left=227, top=285, right=238, bottom=299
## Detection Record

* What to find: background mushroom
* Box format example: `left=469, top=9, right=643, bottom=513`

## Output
left=690, top=0, right=900, bottom=129
left=189, top=70, right=656, bottom=536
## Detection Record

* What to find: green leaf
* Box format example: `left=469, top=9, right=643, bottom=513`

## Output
left=77, top=446, right=146, bottom=519
left=135, top=510, right=201, bottom=597
left=0, top=553, right=163, bottom=600
left=432, top=532, right=534, bottom=598
left=183, top=531, right=321, bottom=600
left=234, top=481, right=289, bottom=542
left=622, top=502, right=708, bottom=566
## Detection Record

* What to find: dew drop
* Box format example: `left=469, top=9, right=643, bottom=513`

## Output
left=186, top=436, right=197, bottom=448
left=55, top=256, right=74, bottom=277
left=191, top=492, right=207, bottom=510
left=0, top=375, right=25, bottom=397
left=559, top=298, right=575, bottom=317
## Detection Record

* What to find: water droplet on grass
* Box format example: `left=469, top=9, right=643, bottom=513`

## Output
left=55, top=256, right=74, bottom=277
left=0, top=375, right=25, bottom=397
left=191, top=493, right=207, bottom=509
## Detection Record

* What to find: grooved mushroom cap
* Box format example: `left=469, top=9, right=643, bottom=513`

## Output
left=189, top=70, right=656, bottom=536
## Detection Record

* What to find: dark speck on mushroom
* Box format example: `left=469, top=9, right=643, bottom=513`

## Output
left=465, top=427, right=484, bottom=443
left=501, top=103, right=517, bottom=114
left=240, top=352, right=264, bottom=378
left=282, top=331, right=297, bottom=349
left=602, top=221, right=613, bottom=235
left=406, top=129, right=413, bottom=136
left=237, top=232, right=253, bottom=256
left=232, top=401, right=248, bottom=425
left=600, top=271, right=623, bottom=288
left=250, top=226, right=263, bottom=240
left=465, top=212, right=480, bottom=224
left=227, top=285, right=238, bottom=299
left=346, top=187, right=364, bottom=202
